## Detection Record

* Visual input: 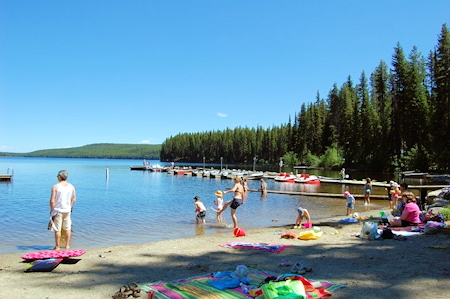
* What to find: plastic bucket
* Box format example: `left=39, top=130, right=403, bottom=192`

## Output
left=233, top=227, right=246, bottom=237
left=303, top=222, right=313, bottom=228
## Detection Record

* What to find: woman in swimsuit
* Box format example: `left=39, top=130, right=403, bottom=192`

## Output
left=219, top=177, right=245, bottom=228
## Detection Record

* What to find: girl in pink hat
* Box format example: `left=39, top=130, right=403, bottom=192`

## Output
left=344, top=191, right=355, bottom=216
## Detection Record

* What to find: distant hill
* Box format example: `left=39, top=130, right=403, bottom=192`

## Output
left=0, top=143, right=161, bottom=160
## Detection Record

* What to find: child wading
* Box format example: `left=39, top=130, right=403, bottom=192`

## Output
left=214, top=190, right=224, bottom=223
left=194, top=196, right=206, bottom=224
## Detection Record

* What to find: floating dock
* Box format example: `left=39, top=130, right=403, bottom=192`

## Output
left=0, top=174, right=13, bottom=182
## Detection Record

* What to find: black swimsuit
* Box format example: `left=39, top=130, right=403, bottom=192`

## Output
left=230, top=186, right=244, bottom=209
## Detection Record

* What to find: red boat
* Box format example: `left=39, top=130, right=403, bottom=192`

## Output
left=294, top=173, right=321, bottom=184
left=274, top=173, right=297, bottom=183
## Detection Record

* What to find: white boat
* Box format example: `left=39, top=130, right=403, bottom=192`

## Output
left=150, top=164, right=167, bottom=172
left=294, top=173, right=321, bottom=184
left=274, top=173, right=298, bottom=182
left=245, top=172, right=264, bottom=180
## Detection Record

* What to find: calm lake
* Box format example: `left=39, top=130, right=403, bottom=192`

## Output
left=0, top=157, right=391, bottom=254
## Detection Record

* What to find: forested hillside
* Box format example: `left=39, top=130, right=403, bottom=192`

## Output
left=1, top=144, right=161, bottom=160
left=161, top=24, right=450, bottom=172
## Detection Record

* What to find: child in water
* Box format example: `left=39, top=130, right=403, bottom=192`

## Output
left=214, top=190, right=224, bottom=223
left=344, top=191, right=355, bottom=216
left=194, top=196, right=206, bottom=224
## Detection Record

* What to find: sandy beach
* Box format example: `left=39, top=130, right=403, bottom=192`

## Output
left=1, top=208, right=449, bottom=299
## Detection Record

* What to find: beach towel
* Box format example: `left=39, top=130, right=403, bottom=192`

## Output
left=219, top=241, right=291, bottom=254
left=141, top=269, right=346, bottom=299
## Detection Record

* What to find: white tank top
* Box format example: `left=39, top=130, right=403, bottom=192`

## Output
left=54, top=183, right=74, bottom=213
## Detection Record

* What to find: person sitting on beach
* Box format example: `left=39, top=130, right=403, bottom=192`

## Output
left=364, top=178, right=372, bottom=206
left=392, top=193, right=406, bottom=217
left=194, top=196, right=206, bottom=224
left=389, top=192, right=421, bottom=227
left=344, top=191, right=355, bottom=216
left=294, top=207, right=311, bottom=229
left=219, top=177, right=245, bottom=228
left=214, top=190, right=224, bottom=223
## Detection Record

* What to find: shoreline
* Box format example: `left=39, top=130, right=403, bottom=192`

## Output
left=1, top=208, right=449, bottom=299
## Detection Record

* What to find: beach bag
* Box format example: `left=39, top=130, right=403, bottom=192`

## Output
left=360, top=222, right=379, bottom=240
left=381, top=227, right=394, bottom=239
left=261, top=279, right=306, bottom=299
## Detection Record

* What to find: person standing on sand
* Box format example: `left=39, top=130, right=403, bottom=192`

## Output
left=364, top=178, right=372, bottom=206
left=219, top=177, right=245, bottom=228
left=386, top=181, right=394, bottom=209
left=50, top=170, right=76, bottom=250
left=344, top=191, right=355, bottom=216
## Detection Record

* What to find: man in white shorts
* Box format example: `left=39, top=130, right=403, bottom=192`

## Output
left=50, top=170, right=76, bottom=250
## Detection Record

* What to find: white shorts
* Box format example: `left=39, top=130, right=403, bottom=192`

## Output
left=53, top=212, right=72, bottom=231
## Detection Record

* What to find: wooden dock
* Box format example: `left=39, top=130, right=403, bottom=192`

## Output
left=262, top=189, right=386, bottom=199
left=257, top=183, right=449, bottom=204
left=0, top=174, right=13, bottom=182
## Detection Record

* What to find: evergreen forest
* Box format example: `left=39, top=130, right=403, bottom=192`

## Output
left=160, top=24, right=450, bottom=172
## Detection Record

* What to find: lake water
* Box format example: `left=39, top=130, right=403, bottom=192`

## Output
left=0, top=157, right=389, bottom=254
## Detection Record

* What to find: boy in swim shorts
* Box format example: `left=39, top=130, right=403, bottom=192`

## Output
left=194, top=196, right=206, bottom=224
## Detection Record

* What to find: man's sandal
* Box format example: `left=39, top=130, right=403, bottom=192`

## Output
left=128, top=282, right=141, bottom=297
left=112, top=285, right=133, bottom=299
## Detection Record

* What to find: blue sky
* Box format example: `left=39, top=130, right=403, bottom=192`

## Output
left=1, top=1, right=449, bottom=153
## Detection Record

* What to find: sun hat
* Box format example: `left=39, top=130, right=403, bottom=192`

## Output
left=344, top=191, right=351, bottom=197
left=215, top=190, right=223, bottom=197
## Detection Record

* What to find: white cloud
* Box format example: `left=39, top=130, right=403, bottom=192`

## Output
left=140, top=140, right=151, bottom=144
left=217, top=112, right=227, bottom=118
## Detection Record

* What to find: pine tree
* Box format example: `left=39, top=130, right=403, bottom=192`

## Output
left=430, top=24, right=450, bottom=170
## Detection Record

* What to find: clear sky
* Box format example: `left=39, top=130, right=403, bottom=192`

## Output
left=1, top=1, right=449, bottom=153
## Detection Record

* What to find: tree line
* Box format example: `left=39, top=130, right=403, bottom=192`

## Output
left=1, top=143, right=161, bottom=160
left=161, top=24, right=450, bottom=172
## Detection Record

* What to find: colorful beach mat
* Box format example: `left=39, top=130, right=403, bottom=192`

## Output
left=141, top=269, right=346, bottom=299
left=219, top=241, right=291, bottom=254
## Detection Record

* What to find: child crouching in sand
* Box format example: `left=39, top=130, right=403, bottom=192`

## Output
left=294, top=207, right=311, bottom=228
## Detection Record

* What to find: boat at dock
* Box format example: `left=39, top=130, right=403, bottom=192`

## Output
left=130, top=159, right=152, bottom=171
left=294, top=173, right=320, bottom=184
left=274, top=173, right=298, bottom=182
left=173, top=168, right=194, bottom=175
